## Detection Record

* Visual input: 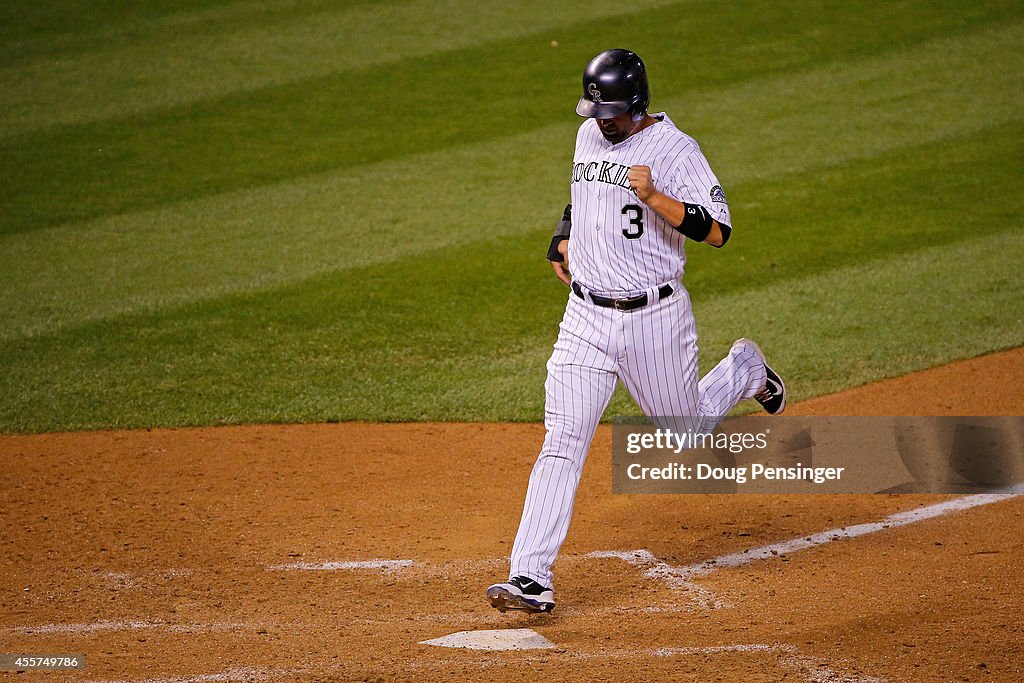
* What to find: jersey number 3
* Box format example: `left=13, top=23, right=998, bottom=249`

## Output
left=621, top=204, right=644, bottom=239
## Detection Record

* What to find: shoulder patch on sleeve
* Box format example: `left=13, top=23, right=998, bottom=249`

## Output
left=710, top=185, right=727, bottom=204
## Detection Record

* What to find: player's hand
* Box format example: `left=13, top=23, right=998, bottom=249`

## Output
left=627, top=165, right=657, bottom=202
left=550, top=240, right=571, bottom=286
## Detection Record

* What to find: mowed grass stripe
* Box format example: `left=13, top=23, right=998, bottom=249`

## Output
left=2, top=1, right=1018, bottom=235
left=689, top=21, right=1024, bottom=181
left=682, top=119, right=1023, bottom=299
left=0, top=0, right=679, bottom=136
left=0, top=0, right=377, bottom=63
left=1, top=23, right=1021, bottom=341
left=3, top=0, right=1005, bottom=135
left=4, top=116, right=1015, bottom=348
left=1, top=229, right=1019, bottom=431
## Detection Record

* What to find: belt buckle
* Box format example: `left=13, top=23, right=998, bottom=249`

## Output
left=614, top=295, right=644, bottom=311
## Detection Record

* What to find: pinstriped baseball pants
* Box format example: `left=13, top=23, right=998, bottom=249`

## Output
left=508, top=285, right=767, bottom=588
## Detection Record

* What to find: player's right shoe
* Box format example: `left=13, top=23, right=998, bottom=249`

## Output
left=735, top=338, right=787, bottom=415
left=486, top=576, right=555, bottom=613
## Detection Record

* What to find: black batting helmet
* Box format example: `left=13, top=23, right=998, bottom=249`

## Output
left=575, top=49, right=650, bottom=119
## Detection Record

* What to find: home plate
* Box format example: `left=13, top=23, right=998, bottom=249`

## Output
left=420, top=628, right=556, bottom=651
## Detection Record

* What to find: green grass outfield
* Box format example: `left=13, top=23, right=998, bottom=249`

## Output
left=1, top=0, right=1022, bottom=432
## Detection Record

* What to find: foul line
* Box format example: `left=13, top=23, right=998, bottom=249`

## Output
left=85, top=667, right=290, bottom=683
left=677, top=492, right=1022, bottom=579
left=2, top=620, right=247, bottom=635
left=267, top=559, right=413, bottom=571
left=591, top=492, right=1021, bottom=589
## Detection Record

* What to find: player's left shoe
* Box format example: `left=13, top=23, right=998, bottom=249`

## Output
left=486, top=576, right=555, bottom=613
left=735, top=338, right=787, bottom=415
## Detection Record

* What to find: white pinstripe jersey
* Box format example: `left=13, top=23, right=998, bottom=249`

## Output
left=567, top=113, right=731, bottom=296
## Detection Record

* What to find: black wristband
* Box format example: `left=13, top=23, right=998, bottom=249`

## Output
left=674, top=202, right=713, bottom=242
left=547, top=235, right=568, bottom=262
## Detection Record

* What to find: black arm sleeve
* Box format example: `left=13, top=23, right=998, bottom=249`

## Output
left=546, top=203, right=572, bottom=261
left=673, top=202, right=713, bottom=242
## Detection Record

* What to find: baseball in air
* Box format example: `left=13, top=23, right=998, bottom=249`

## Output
left=551, top=40, right=559, bottom=48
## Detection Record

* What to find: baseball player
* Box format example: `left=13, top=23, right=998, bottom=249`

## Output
left=486, top=49, right=787, bottom=613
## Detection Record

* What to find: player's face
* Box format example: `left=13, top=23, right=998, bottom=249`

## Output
left=596, top=113, right=636, bottom=143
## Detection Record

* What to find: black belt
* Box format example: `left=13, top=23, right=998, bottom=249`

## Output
left=572, top=281, right=674, bottom=311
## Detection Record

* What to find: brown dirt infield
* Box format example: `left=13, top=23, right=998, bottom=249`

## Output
left=1, top=348, right=1023, bottom=682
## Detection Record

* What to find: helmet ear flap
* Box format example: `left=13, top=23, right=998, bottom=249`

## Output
left=630, top=83, right=651, bottom=121
left=628, top=93, right=648, bottom=122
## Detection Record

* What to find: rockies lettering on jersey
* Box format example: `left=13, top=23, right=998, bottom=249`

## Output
left=572, top=161, right=633, bottom=191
